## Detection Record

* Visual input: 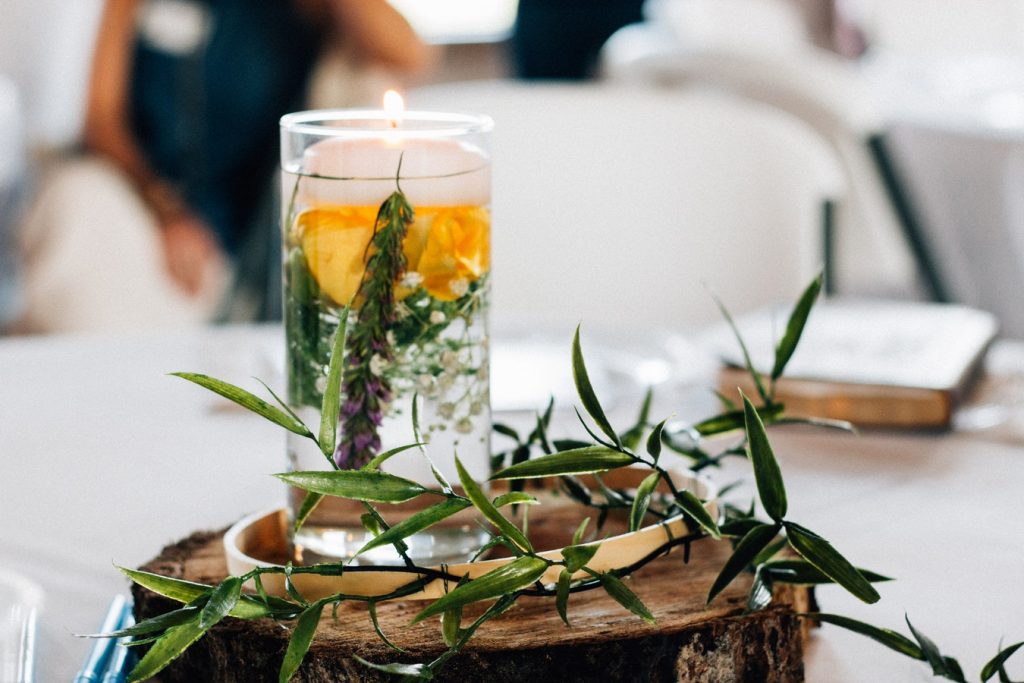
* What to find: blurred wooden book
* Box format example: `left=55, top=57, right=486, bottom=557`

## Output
left=709, top=300, right=998, bottom=429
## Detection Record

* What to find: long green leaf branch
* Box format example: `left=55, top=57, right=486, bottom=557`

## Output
left=102, top=274, right=1021, bottom=682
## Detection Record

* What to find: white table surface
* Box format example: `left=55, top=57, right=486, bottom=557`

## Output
left=1, top=324, right=1023, bottom=682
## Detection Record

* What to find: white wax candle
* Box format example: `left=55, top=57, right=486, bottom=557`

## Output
left=299, top=136, right=491, bottom=207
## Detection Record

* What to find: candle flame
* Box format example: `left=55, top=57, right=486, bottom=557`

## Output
left=383, top=89, right=404, bottom=128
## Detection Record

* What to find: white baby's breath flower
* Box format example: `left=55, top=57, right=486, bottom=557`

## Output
left=418, top=375, right=434, bottom=390
left=429, top=311, right=446, bottom=325
left=469, top=401, right=483, bottom=416
left=448, top=278, right=469, bottom=298
left=315, top=375, right=328, bottom=394
left=369, top=354, right=386, bottom=377
left=455, top=418, right=473, bottom=434
left=440, top=350, right=459, bottom=370
left=438, top=402, right=456, bottom=419
left=386, top=331, right=397, bottom=347
left=395, top=302, right=412, bottom=320
left=400, top=271, right=424, bottom=289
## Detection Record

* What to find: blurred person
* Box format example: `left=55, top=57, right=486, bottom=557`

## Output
left=15, top=0, right=429, bottom=333
left=0, top=75, right=25, bottom=332
left=512, top=0, right=644, bottom=79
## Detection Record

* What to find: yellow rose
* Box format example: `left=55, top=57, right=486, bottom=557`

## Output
left=294, top=204, right=490, bottom=307
left=294, top=206, right=376, bottom=307
left=414, top=206, right=491, bottom=301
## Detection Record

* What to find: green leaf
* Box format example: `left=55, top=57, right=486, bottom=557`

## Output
left=621, top=387, right=653, bottom=450
left=492, top=423, right=521, bottom=442
left=368, top=601, right=407, bottom=653
left=629, top=472, right=661, bottom=532
left=561, top=543, right=600, bottom=573
left=353, top=656, right=433, bottom=679
left=747, top=566, right=774, bottom=612
left=572, top=326, right=621, bottom=447
left=127, top=616, right=207, bottom=682
left=784, top=522, right=880, bottom=604
left=706, top=523, right=780, bottom=605
left=645, top=419, right=667, bottom=462
left=85, top=606, right=201, bottom=639
left=274, top=470, right=427, bottom=503
left=771, top=273, right=821, bottom=380
left=741, top=392, right=788, bottom=521
left=356, top=498, right=472, bottom=556
left=413, top=555, right=548, bottom=624
left=293, top=492, right=324, bottom=534
left=361, top=443, right=424, bottom=472
left=674, top=489, right=721, bottom=539
left=943, top=657, right=967, bottom=683
left=571, top=518, right=590, bottom=545
left=693, top=403, right=784, bottom=437
left=278, top=602, right=324, bottom=683
left=318, top=310, right=349, bottom=457
left=599, top=573, right=654, bottom=624
left=905, top=616, right=960, bottom=679
left=561, top=476, right=593, bottom=506
left=751, top=537, right=789, bottom=566
left=763, top=559, right=892, bottom=585
left=360, top=512, right=382, bottom=536
left=573, top=406, right=617, bottom=449
left=553, top=438, right=593, bottom=451
left=440, top=602, right=462, bottom=648
left=118, top=567, right=268, bottom=619
left=806, top=613, right=923, bottom=660
left=983, top=642, right=1024, bottom=681
left=172, top=373, right=312, bottom=438
left=719, top=517, right=763, bottom=538
left=456, top=457, right=532, bottom=552
left=492, top=492, right=539, bottom=508
left=199, top=577, right=242, bottom=630
left=712, top=292, right=770, bottom=403
left=359, top=504, right=411, bottom=561
left=714, top=390, right=739, bottom=412
left=555, top=569, right=572, bottom=626
left=530, top=406, right=555, bottom=454
left=490, top=446, right=634, bottom=480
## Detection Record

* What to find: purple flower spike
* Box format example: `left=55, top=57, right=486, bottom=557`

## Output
left=341, top=397, right=363, bottom=418
left=354, top=432, right=378, bottom=452
left=333, top=442, right=353, bottom=469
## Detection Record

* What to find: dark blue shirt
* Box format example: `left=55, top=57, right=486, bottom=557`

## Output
left=130, top=0, right=324, bottom=252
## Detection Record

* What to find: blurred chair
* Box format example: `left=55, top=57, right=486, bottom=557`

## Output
left=408, top=81, right=844, bottom=331
left=601, top=0, right=944, bottom=302
left=885, top=122, right=1024, bottom=336
left=643, top=0, right=808, bottom=54
left=852, top=0, right=1024, bottom=57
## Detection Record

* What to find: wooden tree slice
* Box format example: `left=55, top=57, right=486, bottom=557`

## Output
left=132, top=511, right=814, bottom=682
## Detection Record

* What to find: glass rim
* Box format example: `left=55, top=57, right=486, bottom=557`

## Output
left=280, top=109, right=494, bottom=139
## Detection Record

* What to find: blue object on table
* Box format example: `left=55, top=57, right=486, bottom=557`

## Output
left=99, top=605, right=135, bottom=683
left=73, top=595, right=127, bottom=683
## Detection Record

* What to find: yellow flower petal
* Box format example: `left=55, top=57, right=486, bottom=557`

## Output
left=294, top=204, right=490, bottom=306
left=295, top=207, right=376, bottom=307
left=415, top=206, right=490, bottom=301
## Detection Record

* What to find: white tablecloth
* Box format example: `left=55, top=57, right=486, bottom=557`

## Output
left=1, top=325, right=1023, bottom=681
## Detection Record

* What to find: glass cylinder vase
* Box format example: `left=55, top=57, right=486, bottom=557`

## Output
left=280, top=105, right=493, bottom=565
